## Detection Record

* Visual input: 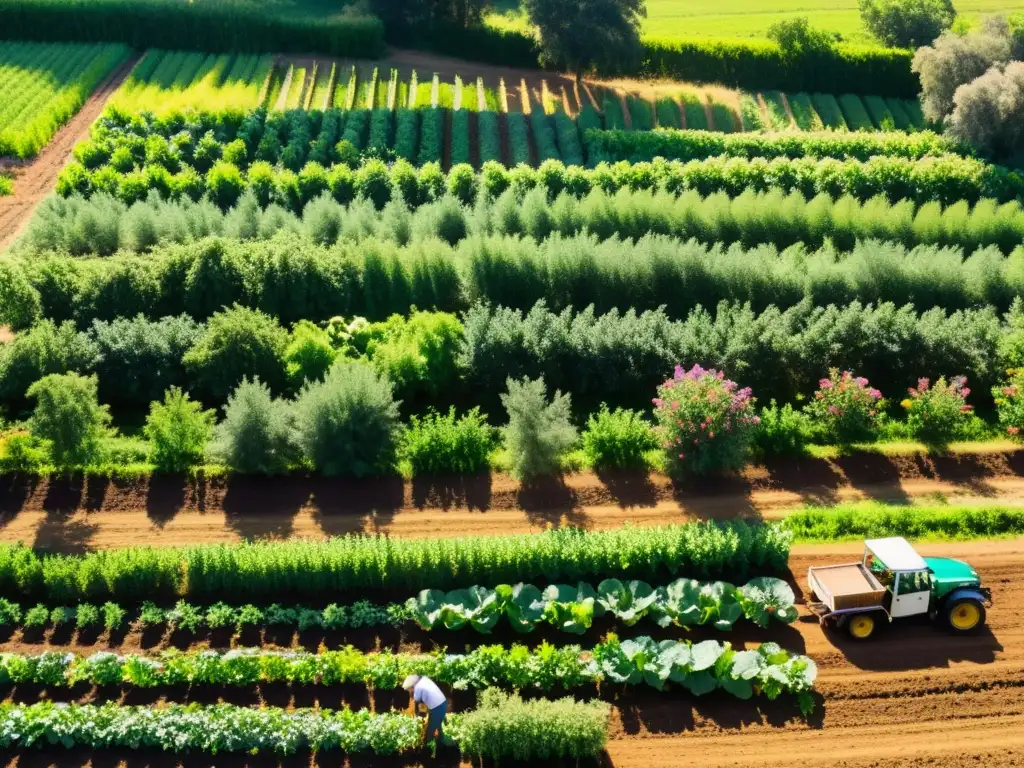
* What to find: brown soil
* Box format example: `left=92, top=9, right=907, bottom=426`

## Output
left=3, top=451, right=1024, bottom=552
left=3, top=540, right=1023, bottom=767
left=0, top=55, right=139, bottom=252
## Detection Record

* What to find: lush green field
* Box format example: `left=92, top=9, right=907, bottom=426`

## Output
left=489, top=0, right=1024, bottom=42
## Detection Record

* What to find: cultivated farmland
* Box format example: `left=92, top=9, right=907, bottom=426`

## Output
left=1, top=0, right=1024, bottom=762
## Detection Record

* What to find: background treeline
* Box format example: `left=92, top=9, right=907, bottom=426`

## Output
left=26, top=185, right=1024, bottom=258
left=0, top=0, right=385, bottom=58
left=0, top=4, right=917, bottom=97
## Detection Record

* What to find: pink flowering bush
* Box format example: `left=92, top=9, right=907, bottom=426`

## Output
left=804, top=369, right=883, bottom=444
left=901, top=376, right=972, bottom=446
left=993, top=369, right=1024, bottom=440
left=653, top=364, right=759, bottom=477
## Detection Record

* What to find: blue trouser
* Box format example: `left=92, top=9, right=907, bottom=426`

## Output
left=425, top=700, right=448, bottom=742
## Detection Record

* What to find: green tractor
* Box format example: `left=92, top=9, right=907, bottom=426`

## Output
left=807, top=537, right=991, bottom=640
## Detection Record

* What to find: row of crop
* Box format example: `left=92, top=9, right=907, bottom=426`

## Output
left=0, top=42, right=131, bottom=158
left=109, top=50, right=273, bottom=116
left=54, top=154, right=1024, bottom=221
left=30, top=182, right=1024, bottom=259
left=0, top=521, right=790, bottom=603
left=0, top=694, right=608, bottom=760
left=624, top=90, right=926, bottom=136
left=0, top=637, right=816, bottom=704
left=0, top=575, right=794, bottom=636
left=583, top=128, right=963, bottom=165
left=80, top=104, right=958, bottom=177
left=0, top=0, right=385, bottom=60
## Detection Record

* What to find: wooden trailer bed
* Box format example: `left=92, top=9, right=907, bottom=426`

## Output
left=808, top=562, right=887, bottom=611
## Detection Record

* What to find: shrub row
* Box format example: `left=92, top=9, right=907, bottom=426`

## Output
left=459, top=299, right=1002, bottom=415
left=0, top=0, right=385, bottom=58
left=29, top=182, right=1024, bottom=259
left=56, top=153, right=1024, bottom=211
left=0, top=521, right=791, bottom=602
left=583, top=128, right=963, bottom=164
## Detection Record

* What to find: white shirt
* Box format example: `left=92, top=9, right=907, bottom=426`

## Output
left=413, top=676, right=446, bottom=709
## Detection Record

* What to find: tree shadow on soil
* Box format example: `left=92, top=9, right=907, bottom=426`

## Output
left=595, top=469, right=659, bottom=508
left=221, top=474, right=310, bottom=541
left=145, top=473, right=188, bottom=527
left=30, top=474, right=97, bottom=553
left=518, top=475, right=590, bottom=529
left=412, top=473, right=492, bottom=511
left=310, top=475, right=406, bottom=535
left=0, top=473, right=37, bottom=526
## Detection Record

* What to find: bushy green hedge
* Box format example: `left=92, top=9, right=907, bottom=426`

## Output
left=640, top=38, right=917, bottom=98
left=26, top=179, right=1024, bottom=262
left=583, top=128, right=963, bottom=164
left=56, top=152, right=1024, bottom=212
left=0, top=520, right=791, bottom=601
left=460, top=299, right=1001, bottom=415
left=0, top=0, right=385, bottom=58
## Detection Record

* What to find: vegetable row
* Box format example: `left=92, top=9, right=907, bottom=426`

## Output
left=409, top=576, right=797, bottom=634
left=0, top=521, right=791, bottom=603
left=0, top=576, right=796, bottom=636
left=0, top=692, right=609, bottom=759
left=0, top=636, right=816, bottom=707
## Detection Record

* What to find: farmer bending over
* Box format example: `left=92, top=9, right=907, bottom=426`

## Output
left=403, top=674, right=448, bottom=745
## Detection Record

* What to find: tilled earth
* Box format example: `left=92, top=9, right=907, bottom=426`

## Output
left=2, top=541, right=1022, bottom=767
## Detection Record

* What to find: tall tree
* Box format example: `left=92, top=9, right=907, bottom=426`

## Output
left=524, top=0, right=646, bottom=83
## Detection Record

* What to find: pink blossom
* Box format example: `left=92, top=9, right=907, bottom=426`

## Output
left=869, top=389, right=882, bottom=400
left=856, top=376, right=870, bottom=388
left=1009, top=426, right=1020, bottom=435
left=818, top=378, right=833, bottom=389
left=752, top=415, right=761, bottom=425
left=961, top=387, right=971, bottom=398
left=652, top=398, right=664, bottom=407
left=671, top=401, right=679, bottom=410
left=828, top=405, right=839, bottom=415
left=708, top=431, right=715, bottom=438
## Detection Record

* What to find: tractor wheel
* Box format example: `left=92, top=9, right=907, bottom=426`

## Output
left=946, top=597, right=986, bottom=634
left=845, top=613, right=876, bottom=640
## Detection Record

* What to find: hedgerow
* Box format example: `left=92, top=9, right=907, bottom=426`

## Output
left=0, top=520, right=791, bottom=602
left=583, top=127, right=962, bottom=164
left=477, top=111, right=502, bottom=164
left=26, top=181, right=1024, bottom=260
left=8, top=230, right=1024, bottom=336
left=0, top=0, right=386, bottom=59
left=56, top=153, right=1023, bottom=209
left=530, top=110, right=560, bottom=163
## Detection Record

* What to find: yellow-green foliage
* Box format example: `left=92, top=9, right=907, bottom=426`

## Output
left=0, top=41, right=130, bottom=158
left=110, top=50, right=273, bottom=116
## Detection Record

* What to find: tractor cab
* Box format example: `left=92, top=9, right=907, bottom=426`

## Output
left=862, top=537, right=932, bottom=618
left=808, top=536, right=991, bottom=640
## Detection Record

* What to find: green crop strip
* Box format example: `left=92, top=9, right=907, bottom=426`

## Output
left=786, top=502, right=1024, bottom=542
left=0, top=637, right=817, bottom=708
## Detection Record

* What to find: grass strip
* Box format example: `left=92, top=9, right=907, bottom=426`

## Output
left=785, top=501, right=1024, bottom=542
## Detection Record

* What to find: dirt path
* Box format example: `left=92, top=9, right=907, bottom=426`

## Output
left=3, top=452, right=1024, bottom=552
left=0, top=55, right=138, bottom=252
left=3, top=541, right=1023, bottom=767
